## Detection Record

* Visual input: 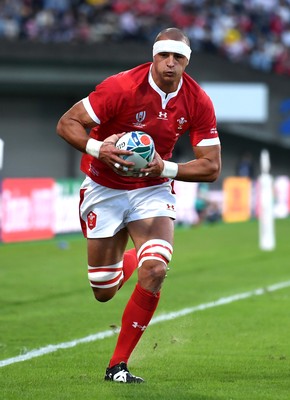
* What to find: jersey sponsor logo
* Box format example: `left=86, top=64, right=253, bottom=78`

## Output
left=177, top=116, right=187, bottom=130
left=133, top=111, right=146, bottom=127
left=87, top=211, right=97, bottom=230
left=157, top=111, right=168, bottom=120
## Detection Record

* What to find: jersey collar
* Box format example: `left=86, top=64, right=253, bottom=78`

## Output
left=148, top=64, right=183, bottom=109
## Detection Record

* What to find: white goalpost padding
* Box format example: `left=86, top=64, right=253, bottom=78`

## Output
left=0, top=138, right=4, bottom=170
left=258, top=149, right=276, bottom=251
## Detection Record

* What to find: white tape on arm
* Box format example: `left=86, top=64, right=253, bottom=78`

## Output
left=86, top=138, right=103, bottom=159
left=161, top=160, right=178, bottom=178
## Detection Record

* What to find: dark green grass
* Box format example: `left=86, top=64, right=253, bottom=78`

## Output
left=1, top=219, right=290, bottom=399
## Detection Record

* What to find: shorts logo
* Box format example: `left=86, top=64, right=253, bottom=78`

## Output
left=87, top=211, right=97, bottom=230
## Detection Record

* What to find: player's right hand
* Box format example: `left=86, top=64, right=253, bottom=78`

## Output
left=99, top=133, right=135, bottom=174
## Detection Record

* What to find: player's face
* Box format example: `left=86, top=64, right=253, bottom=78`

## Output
left=152, top=52, right=188, bottom=92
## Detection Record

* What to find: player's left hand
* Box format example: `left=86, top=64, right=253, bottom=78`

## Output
left=138, top=151, right=164, bottom=177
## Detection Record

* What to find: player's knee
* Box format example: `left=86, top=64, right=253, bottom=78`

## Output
left=137, top=239, right=173, bottom=289
left=139, top=260, right=167, bottom=282
left=88, top=261, right=123, bottom=302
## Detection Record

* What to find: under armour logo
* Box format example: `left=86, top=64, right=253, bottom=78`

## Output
left=158, top=111, right=168, bottom=119
left=132, top=322, right=147, bottom=331
left=167, top=204, right=175, bottom=210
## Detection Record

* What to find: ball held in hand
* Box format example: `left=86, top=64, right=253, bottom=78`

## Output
left=115, top=131, right=155, bottom=174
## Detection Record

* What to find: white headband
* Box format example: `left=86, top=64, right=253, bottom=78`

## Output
left=153, top=39, right=192, bottom=61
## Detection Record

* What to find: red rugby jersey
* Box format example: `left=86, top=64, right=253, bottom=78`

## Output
left=81, top=62, right=220, bottom=190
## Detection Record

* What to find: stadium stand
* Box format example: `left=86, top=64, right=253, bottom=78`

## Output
left=0, top=0, right=290, bottom=76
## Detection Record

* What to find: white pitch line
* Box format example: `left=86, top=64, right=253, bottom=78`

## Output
left=1, top=280, right=290, bottom=368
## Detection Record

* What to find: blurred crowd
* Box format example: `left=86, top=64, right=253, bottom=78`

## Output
left=0, top=0, right=290, bottom=76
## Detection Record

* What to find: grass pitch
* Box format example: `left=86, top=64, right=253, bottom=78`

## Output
left=1, top=218, right=290, bottom=399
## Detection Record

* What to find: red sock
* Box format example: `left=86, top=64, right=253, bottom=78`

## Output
left=121, top=248, right=138, bottom=286
left=109, top=283, right=160, bottom=367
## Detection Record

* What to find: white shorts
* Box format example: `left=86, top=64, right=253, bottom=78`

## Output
left=79, top=176, right=176, bottom=238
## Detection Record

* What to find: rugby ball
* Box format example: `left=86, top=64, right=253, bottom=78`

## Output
left=116, top=131, right=155, bottom=174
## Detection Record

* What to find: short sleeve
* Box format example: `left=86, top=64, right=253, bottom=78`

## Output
left=189, top=89, right=220, bottom=147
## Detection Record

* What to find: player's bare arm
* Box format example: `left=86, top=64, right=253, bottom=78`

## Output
left=56, top=101, right=134, bottom=172
left=56, top=100, right=96, bottom=152
left=143, top=144, right=221, bottom=182
left=176, top=144, right=221, bottom=182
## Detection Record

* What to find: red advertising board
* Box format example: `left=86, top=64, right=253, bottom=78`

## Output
left=1, top=178, right=55, bottom=243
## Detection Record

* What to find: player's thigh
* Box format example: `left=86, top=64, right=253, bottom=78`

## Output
left=127, top=216, right=174, bottom=250
left=87, top=227, right=129, bottom=266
